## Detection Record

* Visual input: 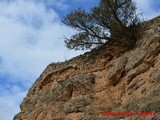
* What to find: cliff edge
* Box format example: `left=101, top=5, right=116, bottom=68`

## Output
left=14, top=16, right=160, bottom=120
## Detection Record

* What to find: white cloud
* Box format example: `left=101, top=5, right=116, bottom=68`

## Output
left=134, top=0, right=160, bottom=19
left=0, top=0, right=82, bottom=83
left=44, top=0, right=69, bottom=10
left=0, top=85, right=26, bottom=120
left=0, top=0, right=83, bottom=120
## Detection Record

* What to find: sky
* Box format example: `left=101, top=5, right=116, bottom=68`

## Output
left=0, top=0, right=159, bottom=120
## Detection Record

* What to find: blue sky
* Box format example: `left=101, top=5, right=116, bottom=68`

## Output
left=0, top=0, right=159, bottom=120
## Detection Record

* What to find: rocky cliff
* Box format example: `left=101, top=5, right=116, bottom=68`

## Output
left=14, top=16, right=160, bottom=120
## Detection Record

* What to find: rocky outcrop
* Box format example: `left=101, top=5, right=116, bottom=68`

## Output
left=14, top=16, right=160, bottom=120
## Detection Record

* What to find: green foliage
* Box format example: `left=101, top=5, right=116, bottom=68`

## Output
left=63, top=0, right=142, bottom=50
left=140, top=100, right=160, bottom=112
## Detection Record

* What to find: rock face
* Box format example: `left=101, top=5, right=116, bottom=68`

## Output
left=14, top=16, right=160, bottom=120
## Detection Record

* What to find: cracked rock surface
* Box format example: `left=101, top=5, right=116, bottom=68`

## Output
left=14, top=16, right=160, bottom=120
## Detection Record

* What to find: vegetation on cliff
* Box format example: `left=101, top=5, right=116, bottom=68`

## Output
left=14, top=16, right=160, bottom=120
left=63, top=0, right=142, bottom=50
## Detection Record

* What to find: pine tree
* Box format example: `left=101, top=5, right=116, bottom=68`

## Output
left=63, top=0, right=141, bottom=50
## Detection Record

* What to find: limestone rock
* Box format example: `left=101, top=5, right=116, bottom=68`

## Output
left=14, top=16, right=160, bottom=120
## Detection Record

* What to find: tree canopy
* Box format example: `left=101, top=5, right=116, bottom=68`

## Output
left=63, top=0, right=141, bottom=50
